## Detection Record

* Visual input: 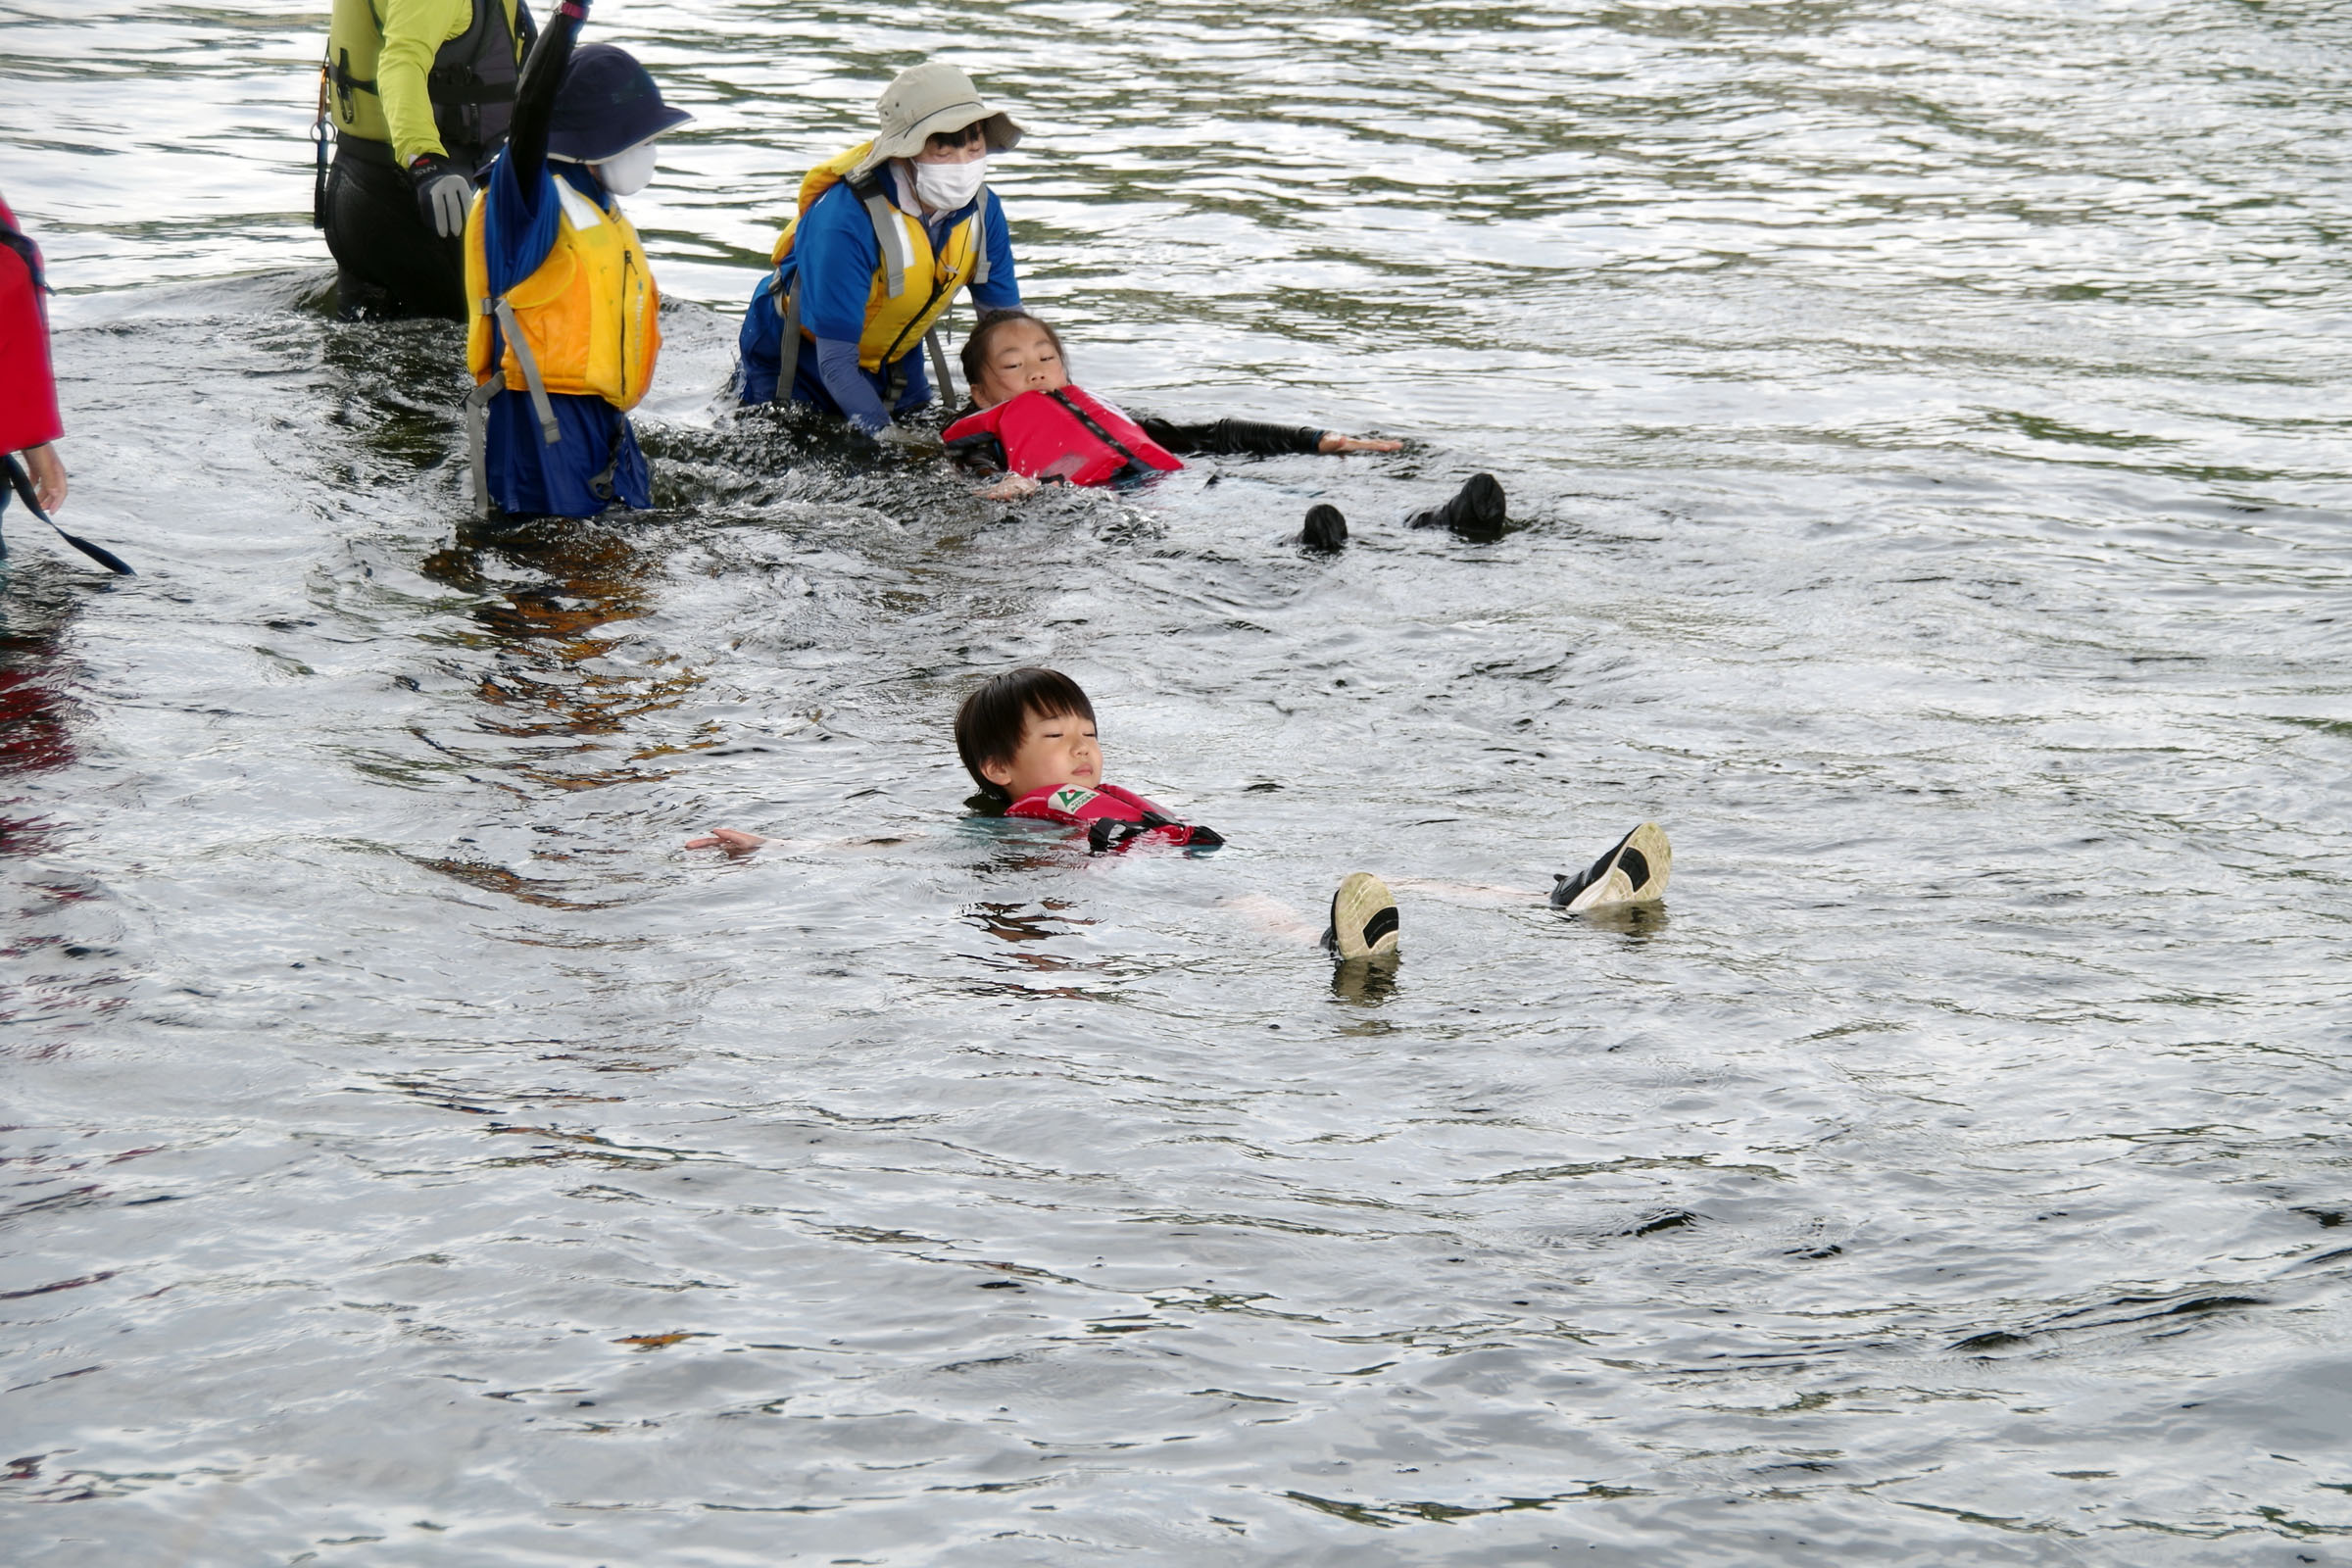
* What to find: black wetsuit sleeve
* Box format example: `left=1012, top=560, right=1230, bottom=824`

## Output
left=947, top=432, right=1007, bottom=472
left=507, top=0, right=586, bottom=192
left=1135, top=415, right=1326, bottom=458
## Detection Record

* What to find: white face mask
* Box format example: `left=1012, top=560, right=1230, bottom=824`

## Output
left=593, top=141, right=659, bottom=197
left=911, top=155, right=987, bottom=213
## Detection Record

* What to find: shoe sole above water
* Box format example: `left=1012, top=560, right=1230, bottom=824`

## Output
left=1553, top=822, right=1671, bottom=913
left=1326, top=872, right=1400, bottom=959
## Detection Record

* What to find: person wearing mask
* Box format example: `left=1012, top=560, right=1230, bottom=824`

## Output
left=318, top=0, right=534, bottom=319
left=735, top=63, right=1023, bottom=440
left=461, top=0, right=688, bottom=518
left=1, top=188, right=68, bottom=532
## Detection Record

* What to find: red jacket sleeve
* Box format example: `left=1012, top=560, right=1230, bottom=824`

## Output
left=0, top=196, right=64, bottom=455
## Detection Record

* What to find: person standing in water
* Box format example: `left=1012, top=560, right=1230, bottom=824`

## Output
left=735, top=63, right=1024, bottom=438
left=461, top=0, right=688, bottom=519
left=317, top=0, right=535, bottom=319
left=1, top=188, right=68, bottom=528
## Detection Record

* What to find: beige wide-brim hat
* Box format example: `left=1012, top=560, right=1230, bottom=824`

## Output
left=860, top=62, right=1023, bottom=168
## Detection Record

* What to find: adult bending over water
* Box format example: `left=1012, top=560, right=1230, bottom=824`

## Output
left=736, top=63, right=1023, bottom=437
left=462, top=0, right=689, bottom=518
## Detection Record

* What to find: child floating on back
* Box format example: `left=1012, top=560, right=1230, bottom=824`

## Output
left=943, top=310, right=1507, bottom=546
left=954, top=666, right=1223, bottom=851
left=687, top=666, right=1671, bottom=965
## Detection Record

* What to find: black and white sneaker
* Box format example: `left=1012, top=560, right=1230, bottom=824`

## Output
left=1321, top=872, right=1400, bottom=959
left=1549, top=822, right=1671, bottom=912
left=1301, top=503, right=1348, bottom=551
left=1406, top=472, right=1506, bottom=536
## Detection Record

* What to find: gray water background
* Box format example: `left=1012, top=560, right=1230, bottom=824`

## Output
left=4, top=1, right=2352, bottom=1562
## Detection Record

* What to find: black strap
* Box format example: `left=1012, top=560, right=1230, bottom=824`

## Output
left=0, top=220, right=48, bottom=298
left=1087, top=811, right=1220, bottom=854
left=424, top=74, right=517, bottom=106
left=1048, top=390, right=1147, bottom=476
left=587, top=421, right=625, bottom=504
left=1, top=455, right=136, bottom=576
left=331, top=47, right=375, bottom=122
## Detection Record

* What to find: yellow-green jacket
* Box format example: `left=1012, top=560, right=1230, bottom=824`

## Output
left=325, top=0, right=527, bottom=168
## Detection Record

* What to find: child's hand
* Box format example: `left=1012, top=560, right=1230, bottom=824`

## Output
left=976, top=472, right=1041, bottom=501
left=685, top=827, right=768, bottom=854
left=1319, top=433, right=1403, bottom=455
left=22, top=443, right=68, bottom=512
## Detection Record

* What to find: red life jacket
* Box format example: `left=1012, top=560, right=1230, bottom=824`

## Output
left=943, top=387, right=1184, bottom=488
left=1006, top=781, right=1223, bottom=852
left=0, top=195, right=63, bottom=457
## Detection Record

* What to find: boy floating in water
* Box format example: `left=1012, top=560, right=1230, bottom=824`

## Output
left=953, top=666, right=1223, bottom=852
left=687, top=667, right=1671, bottom=962
left=942, top=310, right=1507, bottom=546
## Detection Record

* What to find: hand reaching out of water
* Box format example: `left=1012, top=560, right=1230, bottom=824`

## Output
left=685, top=827, right=768, bottom=854
left=977, top=472, right=1041, bottom=502
left=1319, top=432, right=1401, bottom=454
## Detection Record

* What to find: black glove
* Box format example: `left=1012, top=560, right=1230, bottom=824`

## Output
left=409, top=154, right=473, bottom=240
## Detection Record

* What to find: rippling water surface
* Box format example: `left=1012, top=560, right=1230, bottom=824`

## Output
left=4, top=1, right=2352, bottom=1562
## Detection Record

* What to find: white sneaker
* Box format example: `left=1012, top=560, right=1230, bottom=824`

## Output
left=1550, top=822, right=1671, bottom=912
left=1321, top=872, right=1400, bottom=959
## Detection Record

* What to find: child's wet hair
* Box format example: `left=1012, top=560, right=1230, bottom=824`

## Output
left=956, top=666, right=1097, bottom=804
left=960, top=308, right=1066, bottom=394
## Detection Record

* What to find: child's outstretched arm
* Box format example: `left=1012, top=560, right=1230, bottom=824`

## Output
left=685, top=827, right=768, bottom=853
left=1133, top=416, right=1397, bottom=458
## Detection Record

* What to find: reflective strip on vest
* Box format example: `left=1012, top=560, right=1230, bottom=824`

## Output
left=766, top=149, right=988, bottom=377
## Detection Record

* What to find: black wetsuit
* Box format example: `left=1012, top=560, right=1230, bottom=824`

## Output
left=323, top=137, right=470, bottom=320
left=318, top=0, right=532, bottom=321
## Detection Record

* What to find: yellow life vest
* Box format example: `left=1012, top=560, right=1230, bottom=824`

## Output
left=322, top=0, right=521, bottom=165
left=464, top=177, right=660, bottom=413
left=768, top=142, right=989, bottom=372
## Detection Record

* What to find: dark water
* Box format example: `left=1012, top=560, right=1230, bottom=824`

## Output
left=5, top=2, right=2352, bottom=1563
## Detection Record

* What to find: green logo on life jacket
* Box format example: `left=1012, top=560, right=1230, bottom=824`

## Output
left=1051, top=786, right=1098, bottom=814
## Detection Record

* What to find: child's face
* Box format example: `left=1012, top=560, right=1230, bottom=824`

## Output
left=973, top=319, right=1070, bottom=408
left=982, top=706, right=1101, bottom=799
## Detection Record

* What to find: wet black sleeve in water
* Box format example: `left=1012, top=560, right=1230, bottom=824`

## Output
left=1134, top=416, right=1325, bottom=458
left=507, top=0, right=585, bottom=192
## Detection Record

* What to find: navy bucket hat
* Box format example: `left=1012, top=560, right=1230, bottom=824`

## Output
left=547, top=44, right=693, bottom=163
